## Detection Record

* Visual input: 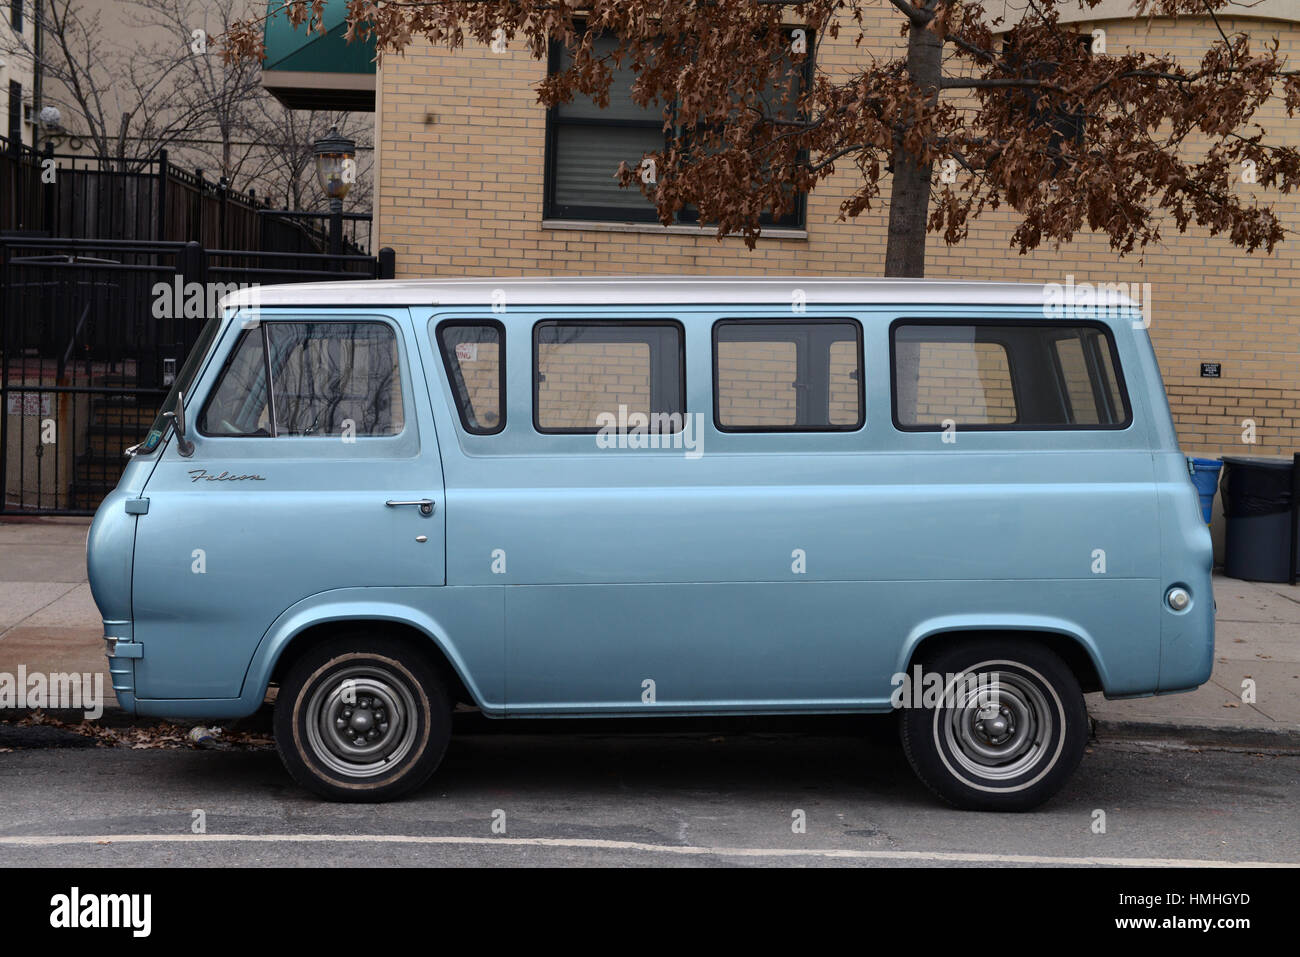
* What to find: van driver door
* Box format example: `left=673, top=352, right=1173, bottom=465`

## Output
left=131, top=310, right=445, bottom=701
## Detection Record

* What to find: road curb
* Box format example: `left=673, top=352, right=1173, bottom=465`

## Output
left=0, top=706, right=140, bottom=728
left=0, top=706, right=272, bottom=732
left=1091, top=717, right=1300, bottom=752
left=5, top=708, right=1298, bottom=751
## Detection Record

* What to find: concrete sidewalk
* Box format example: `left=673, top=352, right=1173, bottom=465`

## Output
left=1, top=518, right=1297, bottom=742
left=0, top=520, right=105, bottom=687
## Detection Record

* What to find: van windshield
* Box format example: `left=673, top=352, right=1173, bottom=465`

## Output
left=134, top=316, right=222, bottom=455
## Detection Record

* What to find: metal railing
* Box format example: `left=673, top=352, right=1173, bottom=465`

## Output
left=1, top=135, right=372, bottom=255
left=1, top=236, right=395, bottom=514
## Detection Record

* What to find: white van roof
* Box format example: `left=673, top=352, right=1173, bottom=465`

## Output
left=222, top=276, right=1137, bottom=310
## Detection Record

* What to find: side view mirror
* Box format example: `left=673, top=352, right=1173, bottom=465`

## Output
left=162, top=390, right=196, bottom=458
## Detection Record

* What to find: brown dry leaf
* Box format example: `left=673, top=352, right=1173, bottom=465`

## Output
left=2, top=712, right=271, bottom=751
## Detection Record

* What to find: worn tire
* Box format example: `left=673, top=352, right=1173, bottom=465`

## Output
left=274, top=634, right=450, bottom=802
left=899, top=639, right=1088, bottom=812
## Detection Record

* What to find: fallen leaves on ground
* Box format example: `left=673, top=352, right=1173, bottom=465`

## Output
left=5, top=710, right=273, bottom=750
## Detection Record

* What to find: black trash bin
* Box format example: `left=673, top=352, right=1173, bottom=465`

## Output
left=1219, top=455, right=1300, bottom=583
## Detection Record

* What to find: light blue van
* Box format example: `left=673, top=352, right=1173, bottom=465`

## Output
left=87, top=278, right=1214, bottom=810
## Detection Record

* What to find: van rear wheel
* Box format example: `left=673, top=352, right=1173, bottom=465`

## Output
left=899, top=639, right=1088, bottom=812
left=274, top=635, right=450, bottom=802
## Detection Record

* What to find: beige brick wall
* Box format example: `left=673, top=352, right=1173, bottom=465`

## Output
left=715, top=337, right=860, bottom=427
left=376, top=12, right=1300, bottom=458
left=905, top=341, right=1019, bottom=425
left=716, top=339, right=799, bottom=427
left=537, top=340, right=652, bottom=430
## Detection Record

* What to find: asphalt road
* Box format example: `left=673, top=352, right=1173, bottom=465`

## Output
left=0, top=726, right=1296, bottom=867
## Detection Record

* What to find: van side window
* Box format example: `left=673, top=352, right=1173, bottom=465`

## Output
left=713, top=319, right=863, bottom=431
left=534, top=321, right=685, bottom=433
left=199, top=321, right=403, bottom=437
left=892, top=321, right=1130, bottom=430
left=438, top=322, right=504, bottom=434
left=1051, top=329, right=1126, bottom=426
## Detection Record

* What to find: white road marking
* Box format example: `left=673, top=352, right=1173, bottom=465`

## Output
left=0, top=833, right=1291, bottom=867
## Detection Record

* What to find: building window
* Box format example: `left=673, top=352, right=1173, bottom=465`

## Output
left=533, top=320, right=685, bottom=433
left=10, top=0, right=21, bottom=32
left=713, top=319, right=863, bottom=432
left=437, top=321, right=505, bottom=434
left=892, top=321, right=1129, bottom=431
left=543, top=33, right=810, bottom=227
left=1000, top=29, right=1090, bottom=164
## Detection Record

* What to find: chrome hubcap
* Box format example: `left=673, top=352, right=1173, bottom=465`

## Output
left=941, top=670, right=1054, bottom=782
left=305, top=665, right=419, bottom=778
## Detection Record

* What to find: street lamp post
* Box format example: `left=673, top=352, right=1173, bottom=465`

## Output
left=312, top=126, right=356, bottom=259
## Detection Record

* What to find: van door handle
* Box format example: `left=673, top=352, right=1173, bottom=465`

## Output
left=386, top=499, right=435, bottom=516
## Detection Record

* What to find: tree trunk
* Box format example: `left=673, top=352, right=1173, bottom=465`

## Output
left=884, top=18, right=943, bottom=279
left=116, top=112, right=130, bottom=171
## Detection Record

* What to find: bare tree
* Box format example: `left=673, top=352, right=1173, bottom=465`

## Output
left=243, top=104, right=374, bottom=211
left=129, top=0, right=266, bottom=183
left=1, top=0, right=206, bottom=167
left=130, top=0, right=374, bottom=211
left=2, top=0, right=375, bottom=229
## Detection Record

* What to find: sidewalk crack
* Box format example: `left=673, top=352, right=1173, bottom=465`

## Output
left=1259, top=585, right=1300, bottom=606
left=0, top=582, right=85, bottom=642
left=1209, top=676, right=1275, bottom=722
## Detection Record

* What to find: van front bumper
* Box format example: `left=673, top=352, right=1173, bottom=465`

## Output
left=102, top=621, right=262, bottom=719
left=103, top=620, right=140, bottom=714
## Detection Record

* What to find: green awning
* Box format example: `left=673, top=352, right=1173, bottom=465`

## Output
left=262, top=1, right=376, bottom=111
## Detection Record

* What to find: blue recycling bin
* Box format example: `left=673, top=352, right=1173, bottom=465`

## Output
left=1188, top=457, right=1222, bottom=525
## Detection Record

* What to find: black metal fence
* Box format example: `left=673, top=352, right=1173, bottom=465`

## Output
left=1, top=135, right=372, bottom=255
left=1, top=237, right=395, bottom=515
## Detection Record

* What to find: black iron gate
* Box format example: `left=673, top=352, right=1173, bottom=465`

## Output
left=1, top=237, right=395, bottom=515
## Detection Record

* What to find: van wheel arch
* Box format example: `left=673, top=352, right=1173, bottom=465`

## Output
left=905, top=629, right=1102, bottom=695
left=269, top=620, right=477, bottom=709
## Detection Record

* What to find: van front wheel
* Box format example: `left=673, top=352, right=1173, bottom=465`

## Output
left=899, top=640, right=1088, bottom=811
left=274, top=635, right=450, bottom=802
